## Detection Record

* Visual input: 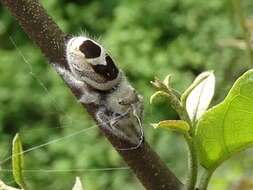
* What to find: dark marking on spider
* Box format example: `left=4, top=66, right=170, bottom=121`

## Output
left=91, top=55, right=119, bottom=81
left=79, top=40, right=101, bottom=58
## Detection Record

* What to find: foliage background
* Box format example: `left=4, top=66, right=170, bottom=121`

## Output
left=0, top=0, right=253, bottom=189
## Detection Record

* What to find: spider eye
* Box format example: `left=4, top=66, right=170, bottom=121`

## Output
left=79, top=40, right=101, bottom=58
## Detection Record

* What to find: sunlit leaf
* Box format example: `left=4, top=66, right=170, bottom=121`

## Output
left=151, top=120, right=190, bottom=134
left=195, top=69, right=253, bottom=169
left=12, top=134, right=27, bottom=190
left=72, top=177, right=84, bottom=190
left=185, top=71, right=215, bottom=122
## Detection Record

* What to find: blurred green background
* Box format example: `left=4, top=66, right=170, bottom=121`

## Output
left=0, top=0, right=253, bottom=189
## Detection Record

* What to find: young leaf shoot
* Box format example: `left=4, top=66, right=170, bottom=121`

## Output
left=195, top=69, right=253, bottom=169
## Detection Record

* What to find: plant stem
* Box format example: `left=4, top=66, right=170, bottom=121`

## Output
left=232, top=0, right=253, bottom=65
left=198, top=168, right=215, bottom=190
left=174, top=96, right=197, bottom=190
left=184, top=134, right=198, bottom=190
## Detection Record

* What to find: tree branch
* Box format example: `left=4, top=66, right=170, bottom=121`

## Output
left=0, top=0, right=183, bottom=189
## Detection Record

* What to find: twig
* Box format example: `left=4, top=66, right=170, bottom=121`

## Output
left=184, top=134, right=198, bottom=190
left=232, top=0, right=253, bottom=65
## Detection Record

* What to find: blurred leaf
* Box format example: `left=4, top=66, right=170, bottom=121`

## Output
left=195, top=69, right=253, bottom=169
left=72, top=177, right=84, bottom=190
left=12, top=134, right=27, bottom=190
left=230, top=177, right=253, bottom=190
left=217, top=39, right=247, bottom=50
left=0, top=179, right=20, bottom=190
left=151, top=120, right=190, bottom=134
left=245, top=19, right=253, bottom=33
left=184, top=71, right=215, bottom=122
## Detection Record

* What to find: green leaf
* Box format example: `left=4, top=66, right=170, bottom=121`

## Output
left=195, top=69, right=253, bottom=169
left=72, top=177, right=84, bottom=190
left=150, top=91, right=169, bottom=104
left=12, top=134, right=27, bottom=190
left=151, top=120, right=190, bottom=134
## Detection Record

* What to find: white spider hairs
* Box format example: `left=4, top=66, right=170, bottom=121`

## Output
left=55, top=35, right=144, bottom=150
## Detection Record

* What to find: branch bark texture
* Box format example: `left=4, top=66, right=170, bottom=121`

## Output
left=0, top=0, right=183, bottom=189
